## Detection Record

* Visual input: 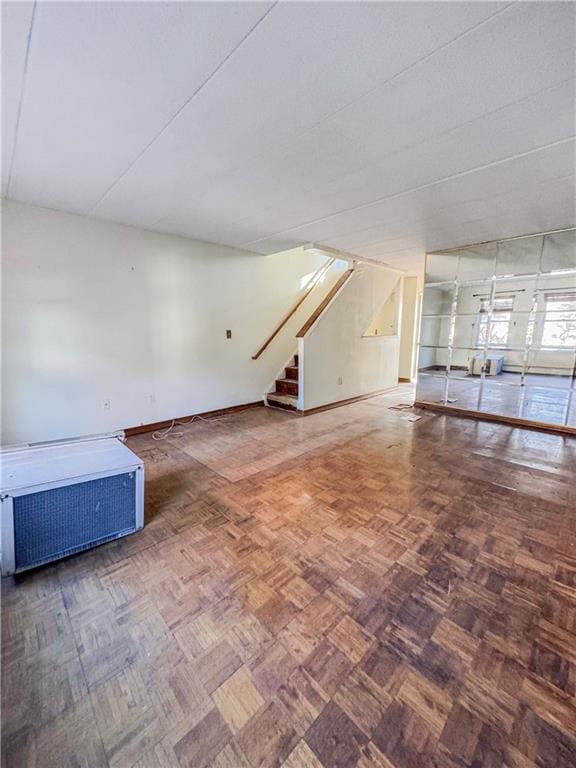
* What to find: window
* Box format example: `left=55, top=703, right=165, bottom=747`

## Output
left=540, top=293, right=576, bottom=348
left=477, top=295, right=514, bottom=347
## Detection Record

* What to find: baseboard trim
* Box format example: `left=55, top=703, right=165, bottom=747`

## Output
left=124, top=401, right=264, bottom=437
left=414, top=400, right=576, bottom=436
left=300, top=387, right=398, bottom=416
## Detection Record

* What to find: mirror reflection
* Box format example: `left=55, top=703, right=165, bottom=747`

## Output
left=416, top=230, right=576, bottom=428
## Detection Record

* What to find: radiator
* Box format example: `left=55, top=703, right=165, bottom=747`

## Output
left=0, top=437, right=144, bottom=575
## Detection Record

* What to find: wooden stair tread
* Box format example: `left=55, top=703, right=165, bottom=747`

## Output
left=267, top=393, right=297, bottom=403
left=285, top=366, right=299, bottom=380
left=275, top=383, right=298, bottom=396
left=265, top=355, right=300, bottom=411
left=267, top=392, right=299, bottom=412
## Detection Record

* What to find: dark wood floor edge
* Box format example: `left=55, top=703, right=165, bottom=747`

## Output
left=398, top=377, right=412, bottom=383
left=299, top=387, right=399, bottom=416
left=414, top=400, right=576, bottom=437
left=124, top=401, right=264, bottom=436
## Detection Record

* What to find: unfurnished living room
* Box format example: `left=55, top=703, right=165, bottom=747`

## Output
left=1, top=2, right=575, bottom=767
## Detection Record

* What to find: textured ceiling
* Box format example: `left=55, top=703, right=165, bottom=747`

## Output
left=2, top=1, right=575, bottom=272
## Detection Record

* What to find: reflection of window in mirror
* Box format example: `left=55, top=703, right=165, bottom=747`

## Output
left=476, top=295, right=514, bottom=347
left=539, top=293, right=576, bottom=348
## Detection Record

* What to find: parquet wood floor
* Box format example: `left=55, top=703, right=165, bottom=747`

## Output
left=2, top=386, right=576, bottom=768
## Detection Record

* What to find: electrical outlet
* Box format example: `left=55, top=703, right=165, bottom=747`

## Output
left=337, top=376, right=343, bottom=385
left=103, top=398, right=111, bottom=411
left=226, top=329, right=232, bottom=339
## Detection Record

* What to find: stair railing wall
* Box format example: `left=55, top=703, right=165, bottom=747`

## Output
left=251, top=257, right=336, bottom=360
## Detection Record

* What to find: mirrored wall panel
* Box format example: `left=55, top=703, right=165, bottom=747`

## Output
left=416, top=229, right=576, bottom=430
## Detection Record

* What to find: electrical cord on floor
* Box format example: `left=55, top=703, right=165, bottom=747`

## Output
left=151, top=412, right=234, bottom=441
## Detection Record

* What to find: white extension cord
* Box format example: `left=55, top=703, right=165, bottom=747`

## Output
left=151, top=412, right=232, bottom=441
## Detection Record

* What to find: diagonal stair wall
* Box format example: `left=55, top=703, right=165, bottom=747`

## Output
left=298, top=261, right=404, bottom=411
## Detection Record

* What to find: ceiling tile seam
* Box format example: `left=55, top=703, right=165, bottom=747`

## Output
left=347, top=177, right=576, bottom=253
left=242, top=1, right=519, bottom=165
left=325, top=181, right=576, bottom=254
left=393, top=209, right=576, bottom=255
left=87, top=0, right=279, bottom=216
left=322, top=170, right=576, bottom=251
left=5, top=0, right=37, bottom=197
left=238, top=135, right=576, bottom=248
left=223, top=75, right=576, bottom=230
left=352, top=201, right=576, bottom=252
left=150, top=1, right=520, bottom=232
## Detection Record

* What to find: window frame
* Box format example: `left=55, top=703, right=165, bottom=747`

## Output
left=538, top=292, right=576, bottom=350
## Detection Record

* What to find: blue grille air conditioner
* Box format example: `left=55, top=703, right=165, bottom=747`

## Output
left=1, top=438, right=144, bottom=575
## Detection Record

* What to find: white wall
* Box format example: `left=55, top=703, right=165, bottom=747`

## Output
left=364, top=288, right=397, bottom=337
left=398, top=276, right=418, bottom=379
left=1, top=201, right=341, bottom=444
left=299, top=262, right=402, bottom=410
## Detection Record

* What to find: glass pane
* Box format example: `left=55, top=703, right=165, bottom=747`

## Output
left=479, top=316, right=511, bottom=347
left=416, top=372, right=447, bottom=403
left=422, top=284, right=455, bottom=316
left=457, top=243, right=497, bottom=282
left=496, top=236, right=542, bottom=277
left=420, top=317, right=451, bottom=349
left=537, top=297, right=576, bottom=350
left=503, top=311, right=531, bottom=352
left=444, top=378, right=481, bottom=411
left=533, top=273, right=576, bottom=352
left=478, top=381, right=524, bottom=418
left=493, top=275, right=537, bottom=307
left=425, top=252, right=458, bottom=284
left=525, top=349, right=575, bottom=388
left=537, top=270, right=576, bottom=294
left=567, top=396, right=576, bottom=428
left=454, top=280, right=492, bottom=316
left=490, top=347, right=525, bottom=376
left=541, top=231, right=576, bottom=273
left=540, top=316, right=576, bottom=349
left=449, top=348, right=476, bottom=376
left=521, top=387, right=569, bottom=425
left=417, top=346, right=449, bottom=374
left=490, top=277, right=536, bottom=350
left=466, top=350, right=507, bottom=378
left=452, top=315, right=484, bottom=353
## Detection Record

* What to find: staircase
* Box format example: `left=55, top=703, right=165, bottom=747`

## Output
left=256, top=258, right=355, bottom=414
left=266, top=355, right=299, bottom=412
